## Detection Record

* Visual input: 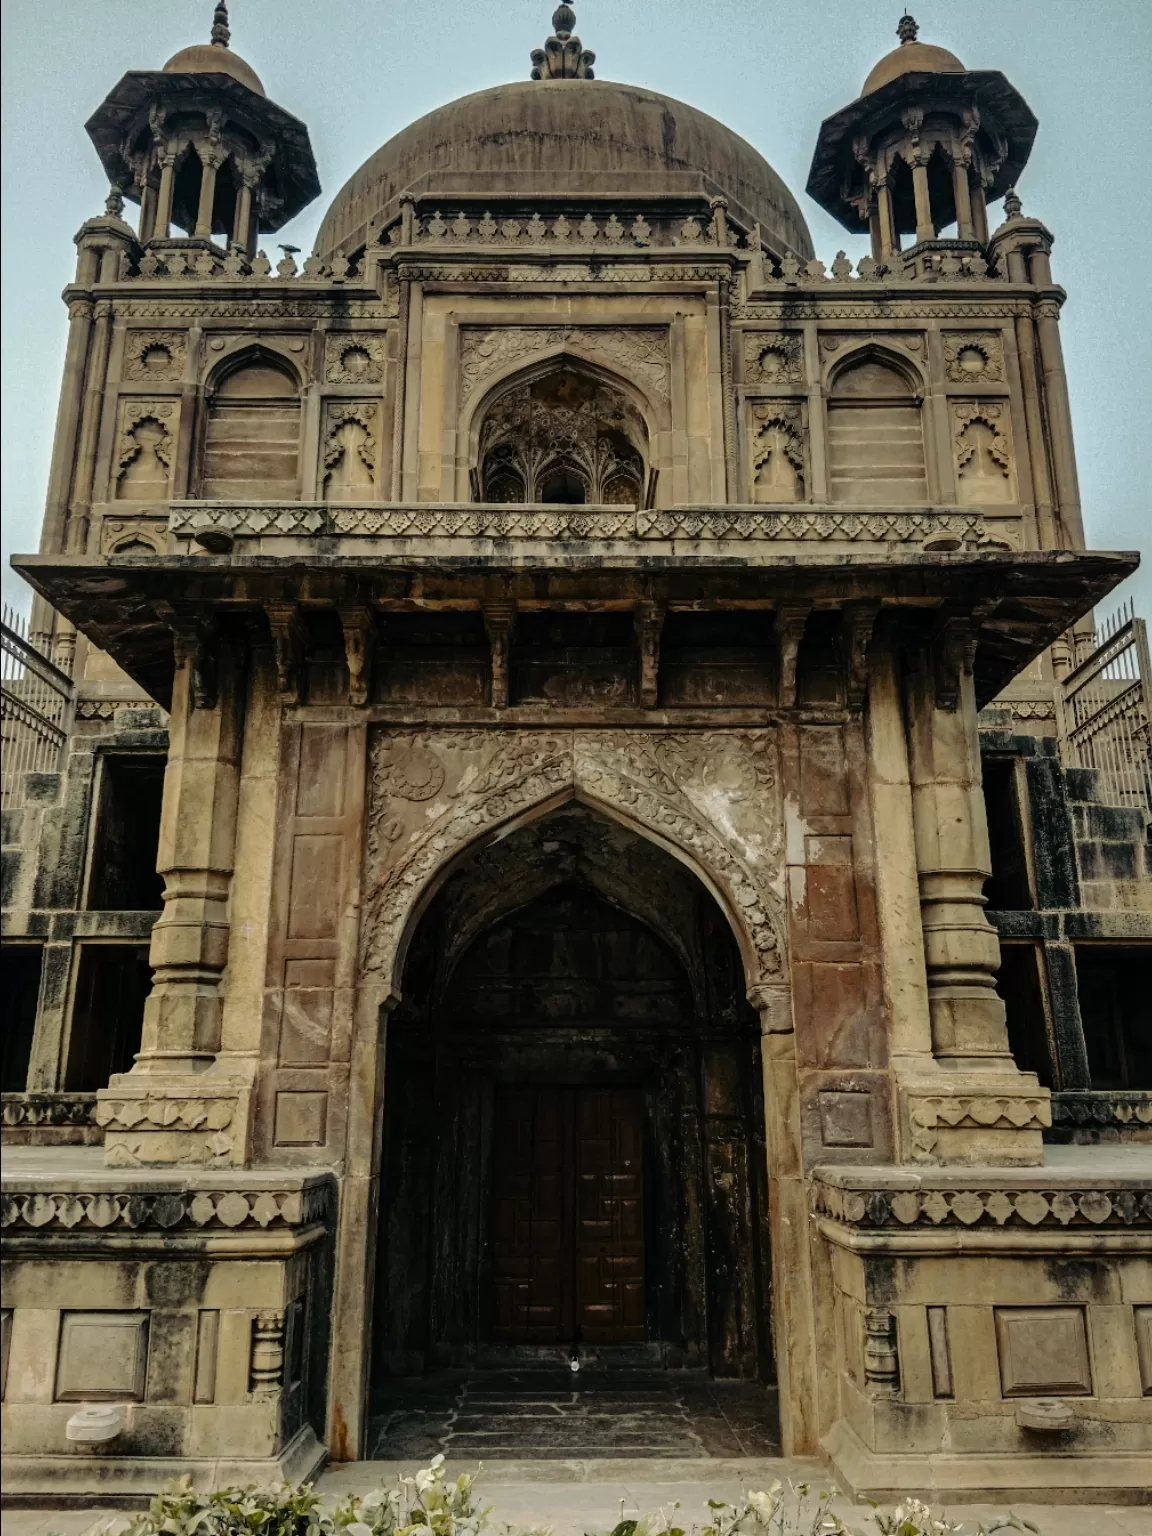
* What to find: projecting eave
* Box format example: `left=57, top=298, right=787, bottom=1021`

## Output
left=12, top=547, right=1136, bottom=712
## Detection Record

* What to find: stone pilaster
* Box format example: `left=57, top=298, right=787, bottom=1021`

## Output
left=97, top=622, right=250, bottom=1166
left=896, top=625, right=1049, bottom=1165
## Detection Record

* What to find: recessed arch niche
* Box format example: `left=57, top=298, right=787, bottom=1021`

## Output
left=371, top=803, right=774, bottom=1388
left=826, top=348, right=927, bottom=504
left=473, top=363, right=649, bottom=505
left=200, top=349, right=302, bottom=500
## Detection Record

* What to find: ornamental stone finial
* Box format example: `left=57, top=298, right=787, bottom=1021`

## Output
left=1003, top=186, right=1023, bottom=219
left=530, top=2, right=596, bottom=79
left=211, top=0, right=230, bottom=47
left=897, top=13, right=919, bottom=44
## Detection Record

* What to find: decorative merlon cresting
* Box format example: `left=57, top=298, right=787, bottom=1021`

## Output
left=530, top=3, right=595, bottom=79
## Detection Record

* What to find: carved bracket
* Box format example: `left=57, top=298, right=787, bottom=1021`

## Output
left=774, top=603, right=811, bottom=710
left=483, top=602, right=517, bottom=710
left=170, top=615, right=218, bottom=710
left=846, top=604, right=880, bottom=710
left=339, top=606, right=376, bottom=707
left=264, top=603, right=308, bottom=706
left=634, top=601, right=665, bottom=709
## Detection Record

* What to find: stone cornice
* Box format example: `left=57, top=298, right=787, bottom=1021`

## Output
left=814, top=1169, right=1152, bottom=1230
left=0, top=1178, right=333, bottom=1233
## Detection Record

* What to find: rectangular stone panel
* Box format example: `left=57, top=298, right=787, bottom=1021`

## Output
left=928, top=1306, right=954, bottom=1398
left=994, top=1306, right=1092, bottom=1396
left=286, top=835, right=342, bottom=939
left=799, top=726, right=849, bottom=815
left=1137, top=1306, right=1152, bottom=1395
left=273, top=1089, right=328, bottom=1146
left=804, top=834, right=860, bottom=940
left=295, top=725, right=347, bottom=818
left=795, top=961, right=870, bottom=1067
left=818, top=1090, right=873, bottom=1147
left=194, top=1310, right=219, bottom=1405
left=1, top=1309, right=10, bottom=1398
left=55, top=1311, right=149, bottom=1401
left=278, top=958, right=336, bottom=1065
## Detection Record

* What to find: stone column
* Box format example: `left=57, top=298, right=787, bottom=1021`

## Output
left=194, top=148, right=221, bottom=240
left=154, top=150, right=177, bottom=240
left=233, top=176, right=255, bottom=254
left=1029, top=265, right=1086, bottom=551
left=952, top=158, right=975, bottom=241
left=911, top=159, right=935, bottom=244
left=877, top=182, right=898, bottom=259
left=96, top=621, right=252, bottom=1166
left=897, top=623, right=1049, bottom=1165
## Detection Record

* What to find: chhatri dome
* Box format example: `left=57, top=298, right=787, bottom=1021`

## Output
left=162, top=0, right=265, bottom=96
left=315, top=3, right=814, bottom=262
left=861, top=12, right=964, bottom=95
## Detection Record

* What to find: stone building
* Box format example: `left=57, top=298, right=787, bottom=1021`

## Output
left=2, top=0, right=1150, bottom=1506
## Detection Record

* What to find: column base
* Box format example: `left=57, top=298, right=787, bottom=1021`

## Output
left=95, top=1073, right=251, bottom=1166
left=896, top=1071, right=1050, bottom=1166
left=824, top=1419, right=1152, bottom=1506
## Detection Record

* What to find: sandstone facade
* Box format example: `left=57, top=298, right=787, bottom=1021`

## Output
left=2, top=3, right=1149, bottom=1506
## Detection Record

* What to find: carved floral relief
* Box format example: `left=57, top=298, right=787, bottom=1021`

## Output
left=742, top=331, right=804, bottom=386
left=122, top=330, right=187, bottom=382
left=459, top=325, right=670, bottom=406
left=361, top=728, right=786, bottom=990
left=943, top=331, right=1005, bottom=384
left=324, top=332, right=386, bottom=385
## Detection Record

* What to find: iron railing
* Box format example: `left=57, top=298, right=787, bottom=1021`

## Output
left=1, top=605, right=74, bottom=808
left=1058, top=599, right=1152, bottom=821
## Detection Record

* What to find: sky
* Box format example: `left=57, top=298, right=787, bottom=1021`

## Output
left=2, top=0, right=1149, bottom=619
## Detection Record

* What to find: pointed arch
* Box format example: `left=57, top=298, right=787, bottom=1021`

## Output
left=825, top=343, right=929, bottom=505
left=199, top=344, right=303, bottom=500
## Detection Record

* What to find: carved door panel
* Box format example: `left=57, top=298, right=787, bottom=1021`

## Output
left=490, top=1087, right=645, bottom=1344
left=491, top=1088, right=573, bottom=1341
left=576, top=1088, right=646, bottom=1341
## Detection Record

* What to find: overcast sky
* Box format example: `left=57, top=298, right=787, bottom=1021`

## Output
left=2, top=0, right=1148, bottom=618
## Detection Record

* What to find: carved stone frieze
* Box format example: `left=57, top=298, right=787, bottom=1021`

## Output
left=95, top=1091, right=242, bottom=1167
left=361, top=728, right=786, bottom=991
left=0, top=1183, right=330, bottom=1233
left=169, top=502, right=985, bottom=546
left=814, top=1179, right=1152, bottom=1230
left=943, top=331, right=1005, bottom=383
left=742, top=331, right=804, bottom=386
left=113, top=297, right=392, bottom=320
left=122, top=330, right=187, bottom=382
left=459, top=325, right=670, bottom=405
left=734, top=300, right=1033, bottom=322
left=1, top=1094, right=97, bottom=1129
left=908, top=1093, right=1051, bottom=1158
left=324, top=332, right=386, bottom=384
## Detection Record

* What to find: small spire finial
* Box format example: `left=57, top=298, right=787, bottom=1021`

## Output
left=211, top=1, right=230, bottom=47
left=1003, top=187, right=1023, bottom=220
left=105, top=185, right=125, bottom=219
left=897, top=13, right=919, bottom=44
left=531, top=2, right=595, bottom=80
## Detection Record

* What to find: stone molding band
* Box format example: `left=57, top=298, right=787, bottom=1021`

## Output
left=168, top=501, right=986, bottom=545
left=814, top=1182, right=1152, bottom=1230
left=0, top=1185, right=331, bottom=1233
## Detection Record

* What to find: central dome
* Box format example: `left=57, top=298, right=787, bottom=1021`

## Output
left=315, top=79, right=813, bottom=261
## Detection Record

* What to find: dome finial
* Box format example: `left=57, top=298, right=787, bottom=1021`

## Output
left=897, top=13, right=919, bottom=44
left=211, top=0, right=231, bottom=47
left=530, top=2, right=595, bottom=79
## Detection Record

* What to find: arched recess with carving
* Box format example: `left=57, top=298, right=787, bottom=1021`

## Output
left=359, top=729, right=786, bottom=1012
left=198, top=346, right=303, bottom=500
left=462, top=354, right=665, bottom=506
left=824, top=344, right=928, bottom=505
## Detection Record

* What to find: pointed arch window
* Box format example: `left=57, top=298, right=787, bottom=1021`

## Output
left=477, top=368, right=647, bottom=505
left=201, top=354, right=301, bottom=500
left=826, top=354, right=927, bottom=504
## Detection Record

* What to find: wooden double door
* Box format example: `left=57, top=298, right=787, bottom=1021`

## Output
left=491, top=1086, right=645, bottom=1344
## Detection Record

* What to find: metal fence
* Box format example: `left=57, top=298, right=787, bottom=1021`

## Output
left=1059, top=598, right=1152, bottom=820
left=1, top=605, right=74, bottom=808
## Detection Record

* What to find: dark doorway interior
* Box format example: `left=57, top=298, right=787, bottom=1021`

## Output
left=65, top=943, right=152, bottom=1090
left=86, top=754, right=165, bottom=911
left=1077, top=946, right=1152, bottom=1089
left=1, top=945, right=43, bottom=1091
left=373, top=806, right=774, bottom=1407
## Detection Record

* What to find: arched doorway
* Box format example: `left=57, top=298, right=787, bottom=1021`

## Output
left=369, top=804, right=777, bottom=1451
